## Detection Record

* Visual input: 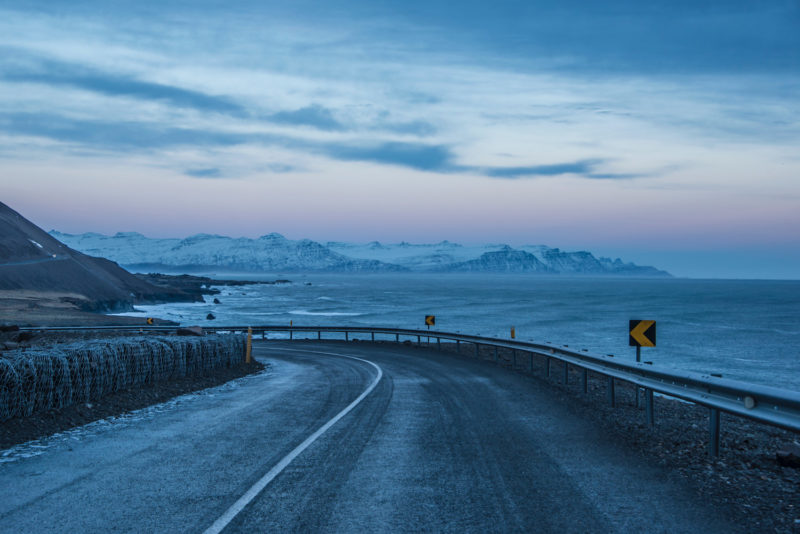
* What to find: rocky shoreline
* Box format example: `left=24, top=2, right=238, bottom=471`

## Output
left=133, top=273, right=291, bottom=301
left=0, top=274, right=291, bottom=328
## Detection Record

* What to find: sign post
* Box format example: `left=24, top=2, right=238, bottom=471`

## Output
left=629, top=319, right=657, bottom=424
left=629, top=319, right=656, bottom=362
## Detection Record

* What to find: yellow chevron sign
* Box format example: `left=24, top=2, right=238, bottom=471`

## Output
left=146, top=317, right=154, bottom=325
left=425, top=315, right=435, bottom=326
left=629, top=320, right=656, bottom=347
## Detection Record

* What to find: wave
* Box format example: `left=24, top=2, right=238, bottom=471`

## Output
left=289, top=310, right=363, bottom=316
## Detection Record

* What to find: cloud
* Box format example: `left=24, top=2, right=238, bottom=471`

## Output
left=0, top=50, right=247, bottom=116
left=185, top=168, right=222, bottom=178
left=379, top=120, right=437, bottom=136
left=485, top=159, right=641, bottom=179
left=0, top=112, right=251, bottom=150
left=0, top=111, right=650, bottom=179
left=267, top=104, right=344, bottom=131
left=0, top=111, right=456, bottom=173
left=266, top=163, right=296, bottom=173
left=324, top=141, right=456, bottom=172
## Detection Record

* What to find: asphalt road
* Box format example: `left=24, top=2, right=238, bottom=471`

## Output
left=1, top=341, right=740, bottom=533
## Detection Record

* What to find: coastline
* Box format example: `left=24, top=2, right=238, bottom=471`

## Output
left=0, top=274, right=291, bottom=327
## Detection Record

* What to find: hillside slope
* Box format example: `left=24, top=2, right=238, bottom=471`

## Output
left=0, top=202, right=194, bottom=312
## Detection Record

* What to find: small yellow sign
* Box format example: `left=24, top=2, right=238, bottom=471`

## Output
left=629, top=320, right=656, bottom=347
left=146, top=317, right=154, bottom=325
left=425, top=315, right=435, bottom=326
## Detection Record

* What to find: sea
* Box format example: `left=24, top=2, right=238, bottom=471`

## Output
left=117, top=274, right=800, bottom=391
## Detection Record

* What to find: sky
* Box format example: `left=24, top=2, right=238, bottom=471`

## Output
left=1, top=0, right=798, bottom=279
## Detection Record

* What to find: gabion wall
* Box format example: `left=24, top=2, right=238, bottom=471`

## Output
left=0, top=335, right=246, bottom=421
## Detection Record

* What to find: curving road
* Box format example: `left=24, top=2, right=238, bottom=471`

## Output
left=0, top=341, right=739, bottom=533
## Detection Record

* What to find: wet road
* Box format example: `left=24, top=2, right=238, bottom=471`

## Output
left=0, top=341, right=739, bottom=533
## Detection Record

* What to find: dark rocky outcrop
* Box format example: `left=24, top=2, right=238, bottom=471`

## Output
left=0, top=202, right=192, bottom=312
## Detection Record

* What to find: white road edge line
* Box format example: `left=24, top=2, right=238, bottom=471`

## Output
left=203, top=347, right=383, bottom=534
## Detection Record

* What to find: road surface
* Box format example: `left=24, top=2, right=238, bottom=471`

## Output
left=0, top=341, right=739, bottom=533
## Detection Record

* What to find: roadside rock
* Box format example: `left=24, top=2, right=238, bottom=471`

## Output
left=213, top=298, right=220, bottom=304
left=776, top=444, right=800, bottom=468
left=177, top=326, right=204, bottom=337
left=206, top=313, right=216, bottom=320
left=15, top=331, right=35, bottom=343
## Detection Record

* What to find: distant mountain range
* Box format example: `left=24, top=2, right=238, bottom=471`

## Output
left=50, top=231, right=671, bottom=277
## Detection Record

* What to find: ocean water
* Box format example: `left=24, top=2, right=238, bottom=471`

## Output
left=118, top=274, right=800, bottom=390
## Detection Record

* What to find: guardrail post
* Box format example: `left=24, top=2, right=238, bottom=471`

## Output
left=437, top=337, right=441, bottom=350
left=456, top=339, right=460, bottom=353
left=246, top=327, right=252, bottom=364
left=290, top=330, right=293, bottom=340
left=608, top=377, right=616, bottom=407
left=563, top=362, right=569, bottom=385
left=417, top=335, right=421, bottom=346
left=709, top=408, right=721, bottom=456
left=371, top=332, right=375, bottom=341
left=396, top=333, right=399, bottom=343
left=318, top=331, right=321, bottom=340
left=345, top=331, right=349, bottom=341
left=582, top=369, right=588, bottom=393
left=646, top=389, right=654, bottom=426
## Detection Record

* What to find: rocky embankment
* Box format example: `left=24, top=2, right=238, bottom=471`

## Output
left=134, top=273, right=290, bottom=301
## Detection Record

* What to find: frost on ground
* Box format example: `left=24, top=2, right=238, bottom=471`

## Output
left=0, top=364, right=269, bottom=463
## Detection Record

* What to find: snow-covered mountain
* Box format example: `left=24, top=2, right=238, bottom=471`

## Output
left=49, top=231, right=405, bottom=273
left=50, top=231, right=670, bottom=276
left=326, top=241, right=668, bottom=276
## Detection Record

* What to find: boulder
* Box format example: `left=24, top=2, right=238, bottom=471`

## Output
left=16, top=331, right=35, bottom=343
left=177, top=326, right=204, bottom=337
left=206, top=313, right=216, bottom=320
left=213, top=298, right=220, bottom=304
left=776, top=444, right=800, bottom=468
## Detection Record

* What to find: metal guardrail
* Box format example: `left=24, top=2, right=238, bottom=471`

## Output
left=20, top=324, right=800, bottom=455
